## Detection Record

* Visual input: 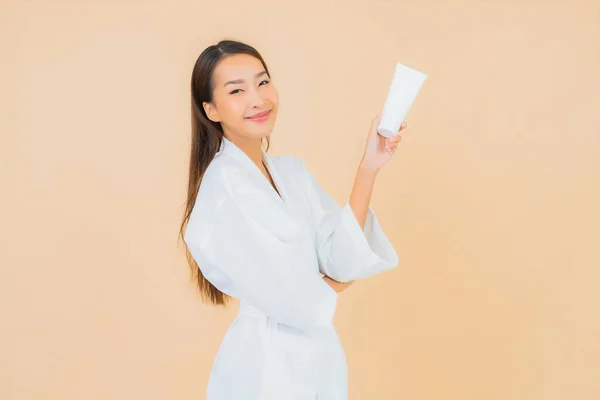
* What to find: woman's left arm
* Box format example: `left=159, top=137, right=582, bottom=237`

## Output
left=348, top=165, right=378, bottom=231
left=349, top=114, right=406, bottom=230
left=300, top=114, right=408, bottom=283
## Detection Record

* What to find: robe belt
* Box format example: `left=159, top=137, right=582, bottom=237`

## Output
left=238, top=301, right=310, bottom=338
left=238, top=302, right=274, bottom=337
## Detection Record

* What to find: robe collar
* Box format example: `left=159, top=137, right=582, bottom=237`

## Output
left=216, top=135, right=302, bottom=242
left=217, top=135, right=289, bottom=210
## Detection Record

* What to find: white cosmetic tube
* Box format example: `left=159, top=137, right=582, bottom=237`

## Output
left=377, top=63, right=427, bottom=138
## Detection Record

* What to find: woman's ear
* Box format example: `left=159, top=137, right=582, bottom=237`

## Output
left=203, top=102, right=220, bottom=122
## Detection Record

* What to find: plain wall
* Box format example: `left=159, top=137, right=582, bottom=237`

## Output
left=2, top=0, right=599, bottom=398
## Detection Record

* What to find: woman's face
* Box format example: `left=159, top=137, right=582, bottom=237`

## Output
left=204, top=54, right=279, bottom=141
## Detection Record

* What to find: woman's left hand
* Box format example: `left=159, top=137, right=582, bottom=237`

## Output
left=360, top=114, right=407, bottom=172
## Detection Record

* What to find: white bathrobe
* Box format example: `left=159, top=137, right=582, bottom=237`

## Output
left=183, top=136, right=399, bottom=400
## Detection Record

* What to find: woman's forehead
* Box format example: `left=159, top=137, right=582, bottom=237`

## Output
left=213, top=55, right=265, bottom=86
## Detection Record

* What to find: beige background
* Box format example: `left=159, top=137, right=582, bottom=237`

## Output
left=2, top=0, right=599, bottom=398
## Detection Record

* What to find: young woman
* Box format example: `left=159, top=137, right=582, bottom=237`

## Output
left=180, top=39, right=407, bottom=400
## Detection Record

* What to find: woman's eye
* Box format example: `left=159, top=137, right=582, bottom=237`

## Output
left=229, top=80, right=269, bottom=95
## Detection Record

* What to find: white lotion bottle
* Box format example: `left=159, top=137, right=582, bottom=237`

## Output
left=377, top=62, right=427, bottom=138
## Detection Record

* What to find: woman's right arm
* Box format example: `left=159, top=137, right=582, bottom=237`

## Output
left=323, top=276, right=355, bottom=293
left=184, top=178, right=339, bottom=331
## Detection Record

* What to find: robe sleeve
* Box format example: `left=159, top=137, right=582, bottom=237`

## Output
left=296, top=157, right=400, bottom=282
left=183, top=177, right=338, bottom=331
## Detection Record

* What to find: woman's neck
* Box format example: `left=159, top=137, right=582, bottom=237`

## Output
left=224, top=133, right=264, bottom=169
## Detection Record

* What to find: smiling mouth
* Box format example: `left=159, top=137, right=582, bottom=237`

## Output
left=246, top=110, right=271, bottom=120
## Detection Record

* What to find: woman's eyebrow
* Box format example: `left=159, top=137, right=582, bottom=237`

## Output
left=224, top=71, right=268, bottom=87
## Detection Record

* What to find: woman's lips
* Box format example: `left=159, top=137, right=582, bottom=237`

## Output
left=246, top=110, right=271, bottom=122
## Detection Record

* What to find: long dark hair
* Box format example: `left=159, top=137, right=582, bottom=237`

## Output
left=179, top=39, right=272, bottom=306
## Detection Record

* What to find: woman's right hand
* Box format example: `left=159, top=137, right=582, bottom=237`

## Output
left=323, top=275, right=355, bottom=293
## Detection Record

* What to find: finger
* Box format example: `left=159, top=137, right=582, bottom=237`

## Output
left=385, top=141, right=399, bottom=151
left=399, top=121, right=408, bottom=131
left=371, top=114, right=382, bottom=131
left=387, top=139, right=400, bottom=148
left=384, top=138, right=400, bottom=149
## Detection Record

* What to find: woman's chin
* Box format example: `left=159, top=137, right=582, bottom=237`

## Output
left=246, top=124, right=275, bottom=138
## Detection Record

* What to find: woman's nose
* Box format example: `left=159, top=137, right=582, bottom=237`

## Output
left=247, top=88, right=266, bottom=108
